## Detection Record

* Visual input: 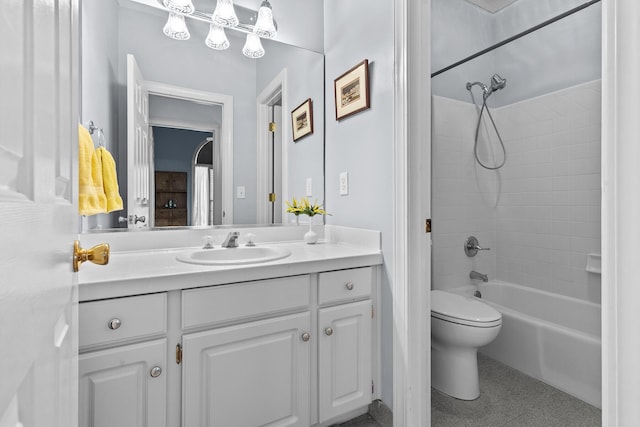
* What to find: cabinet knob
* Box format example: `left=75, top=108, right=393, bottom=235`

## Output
left=107, top=318, right=121, bottom=330
left=324, top=327, right=333, bottom=336
left=150, top=366, right=162, bottom=378
left=301, top=332, right=310, bottom=342
left=345, top=282, right=354, bottom=291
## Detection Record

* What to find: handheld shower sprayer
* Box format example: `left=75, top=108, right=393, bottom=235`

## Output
left=485, top=74, right=507, bottom=99
left=466, top=73, right=508, bottom=170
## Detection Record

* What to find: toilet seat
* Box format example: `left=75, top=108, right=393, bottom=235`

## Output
left=431, top=290, right=501, bottom=328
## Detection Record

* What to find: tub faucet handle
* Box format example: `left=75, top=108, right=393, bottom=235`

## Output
left=464, top=236, right=490, bottom=257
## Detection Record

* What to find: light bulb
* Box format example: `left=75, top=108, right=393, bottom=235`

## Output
left=162, top=0, right=194, bottom=14
left=212, top=0, right=239, bottom=27
left=205, top=24, right=230, bottom=50
left=253, top=0, right=276, bottom=39
left=242, top=33, right=265, bottom=59
left=163, top=13, right=190, bottom=40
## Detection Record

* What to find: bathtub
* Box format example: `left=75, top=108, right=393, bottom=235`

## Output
left=454, top=281, right=601, bottom=408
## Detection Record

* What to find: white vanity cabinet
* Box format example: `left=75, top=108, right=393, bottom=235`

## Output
left=181, top=275, right=312, bottom=427
left=78, top=294, right=168, bottom=427
left=317, top=268, right=373, bottom=423
left=79, top=266, right=377, bottom=427
left=182, top=312, right=311, bottom=427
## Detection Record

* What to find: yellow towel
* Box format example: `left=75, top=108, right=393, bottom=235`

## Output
left=96, top=146, right=124, bottom=213
left=78, top=124, right=107, bottom=215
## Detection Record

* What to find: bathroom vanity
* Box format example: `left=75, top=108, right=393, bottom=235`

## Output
left=77, top=226, right=382, bottom=427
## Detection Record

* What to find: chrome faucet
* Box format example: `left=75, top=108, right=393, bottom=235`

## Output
left=221, top=231, right=240, bottom=248
left=470, top=270, right=488, bottom=282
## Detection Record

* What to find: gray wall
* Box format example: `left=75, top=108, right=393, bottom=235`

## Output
left=324, top=0, right=395, bottom=406
left=431, top=0, right=601, bottom=106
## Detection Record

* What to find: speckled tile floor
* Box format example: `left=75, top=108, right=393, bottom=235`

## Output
left=432, top=353, right=602, bottom=427
left=334, top=413, right=385, bottom=427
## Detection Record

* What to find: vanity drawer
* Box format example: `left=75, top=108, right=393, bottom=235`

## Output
left=318, top=267, right=372, bottom=305
left=182, top=275, right=311, bottom=329
left=79, top=293, right=167, bottom=349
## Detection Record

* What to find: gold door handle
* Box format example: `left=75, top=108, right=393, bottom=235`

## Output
left=73, top=240, right=110, bottom=272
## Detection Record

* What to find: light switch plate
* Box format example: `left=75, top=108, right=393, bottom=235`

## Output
left=339, top=172, right=349, bottom=195
left=306, top=178, right=313, bottom=197
left=237, top=186, right=245, bottom=199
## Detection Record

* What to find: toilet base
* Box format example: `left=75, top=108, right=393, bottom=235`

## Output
left=431, top=345, right=480, bottom=400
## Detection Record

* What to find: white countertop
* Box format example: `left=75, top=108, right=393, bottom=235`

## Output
left=78, top=226, right=383, bottom=301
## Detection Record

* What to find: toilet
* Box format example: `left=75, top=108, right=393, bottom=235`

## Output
left=431, top=290, right=502, bottom=400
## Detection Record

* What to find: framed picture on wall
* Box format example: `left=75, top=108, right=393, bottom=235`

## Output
left=291, top=98, right=314, bottom=142
left=334, top=59, right=370, bottom=120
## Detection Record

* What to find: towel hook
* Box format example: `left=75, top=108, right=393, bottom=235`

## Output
left=87, top=121, right=106, bottom=147
left=87, top=120, right=98, bottom=135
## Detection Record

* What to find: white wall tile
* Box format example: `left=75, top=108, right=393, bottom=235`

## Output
left=432, top=81, right=601, bottom=303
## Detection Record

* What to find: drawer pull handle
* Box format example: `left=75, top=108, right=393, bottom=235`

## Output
left=107, top=318, right=122, bottom=330
left=150, top=366, right=162, bottom=378
left=324, top=327, right=333, bottom=336
left=345, top=282, right=354, bottom=291
left=301, top=332, right=310, bottom=342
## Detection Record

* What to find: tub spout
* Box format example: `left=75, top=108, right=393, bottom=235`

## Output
left=470, top=270, right=488, bottom=282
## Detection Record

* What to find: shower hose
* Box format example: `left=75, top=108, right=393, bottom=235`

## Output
left=469, top=91, right=507, bottom=170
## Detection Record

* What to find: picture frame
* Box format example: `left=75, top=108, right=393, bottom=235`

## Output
left=334, top=59, right=370, bottom=120
left=291, top=98, right=314, bottom=142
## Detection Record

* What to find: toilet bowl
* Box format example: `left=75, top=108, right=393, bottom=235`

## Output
left=431, top=290, right=502, bottom=400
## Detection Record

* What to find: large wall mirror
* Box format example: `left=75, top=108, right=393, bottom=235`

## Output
left=80, top=0, right=325, bottom=232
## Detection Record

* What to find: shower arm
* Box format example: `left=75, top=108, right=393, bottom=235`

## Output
left=466, top=81, right=488, bottom=94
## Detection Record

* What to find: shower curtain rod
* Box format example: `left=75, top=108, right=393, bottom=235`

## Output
left=430, top=0, right=601, bottom=78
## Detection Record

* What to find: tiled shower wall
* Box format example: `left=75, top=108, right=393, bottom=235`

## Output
left=432, top=80, right=601, bottom=303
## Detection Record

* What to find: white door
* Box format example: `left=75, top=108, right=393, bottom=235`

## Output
left=0, top=0, right=79, bottom=426
left=182, top=313, right=311, bottom=427
left=127, top=54, right=150, bottom=229
left=79, top=339, right=167, bottom=427
left=318, top=300, right=373, bottom=423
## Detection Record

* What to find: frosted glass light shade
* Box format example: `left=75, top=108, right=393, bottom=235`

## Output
left=242, top=33, right=265, bottom=58
left=205, top=24, right=230, bottom=50
left=253, top=0, right=276, bottom=39
left=163, top=13, right=190, bottom=40
left=162, top=0, right=194, bottom=14
left=212, top=0, right=239, bottom=27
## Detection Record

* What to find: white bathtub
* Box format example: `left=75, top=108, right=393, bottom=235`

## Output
left=454, top=281, right=601, bottom=408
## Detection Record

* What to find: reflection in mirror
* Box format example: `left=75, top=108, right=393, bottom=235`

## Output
left=80, top=0, right=324, bottom=232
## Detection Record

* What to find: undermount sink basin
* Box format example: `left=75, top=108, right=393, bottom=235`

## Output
left=176, top=246, right=291, bottom=266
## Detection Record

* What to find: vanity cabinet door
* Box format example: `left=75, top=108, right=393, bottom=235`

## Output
left=318, top=300, right=372, bottom=423
left=79, top=339, right=167, bottom=427
left=183, top=312, right=311, bottom=427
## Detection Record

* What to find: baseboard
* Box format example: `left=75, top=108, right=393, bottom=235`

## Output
left=369, top=399, right=393, bottom=426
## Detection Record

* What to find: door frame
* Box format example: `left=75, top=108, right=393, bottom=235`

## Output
left=145, top=81, right=234, bottom=225
left=393, top=0, right=431, bottom=425
left=601, top=0, right=640, bottom=424
left=256, top=69, right=288, bottom=224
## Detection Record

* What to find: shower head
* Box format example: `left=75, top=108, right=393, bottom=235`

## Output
left=485, top=74, right=507, bottom=98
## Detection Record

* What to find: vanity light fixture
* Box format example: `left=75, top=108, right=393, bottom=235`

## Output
left=163, top=12, right=191, bottom=40
left=158, top=0, right=278, bottom=59
left=253, top=0, right=276, bottom=39
left=242, top=33, right=265, bottom=58
left=162, top=0, right=194, bottom=14
left=212, top=0, right=239, bottom=27
left=205, top=24, right=230, bottom=50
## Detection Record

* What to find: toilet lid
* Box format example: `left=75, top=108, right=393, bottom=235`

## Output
left=431, top=290, right=501, bottom=327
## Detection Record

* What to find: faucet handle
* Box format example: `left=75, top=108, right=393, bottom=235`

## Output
left=464, top=236, right=489, bottom=257
left=202, top=235, right=214, bottom=249
left=245, top=233, right=256, bottom=247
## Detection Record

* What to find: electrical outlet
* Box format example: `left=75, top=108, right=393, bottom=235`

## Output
left=237, top=186, right=245, bottom=199
left=339, top=172, right=349, bottom=196
left=306, top=178, right=312, bottom=197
